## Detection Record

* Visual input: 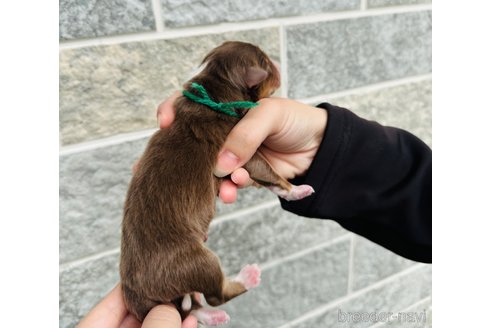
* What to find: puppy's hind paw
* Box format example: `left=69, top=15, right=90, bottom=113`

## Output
left=191, top=308, right=230, bottom=326
left=234, top=264, right=261, bottom=290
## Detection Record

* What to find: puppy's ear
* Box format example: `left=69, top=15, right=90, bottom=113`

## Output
left=245, top=67, right=268, bottom=88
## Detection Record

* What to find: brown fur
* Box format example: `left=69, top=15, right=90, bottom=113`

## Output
left=120, top=41, right=292, bottom=322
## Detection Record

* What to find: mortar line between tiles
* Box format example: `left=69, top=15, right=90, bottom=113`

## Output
left=279, top=25, right=289, bottom=98
left=59, top=4, right=431, bottom=50
left=397, top=295, right=432, bottom=314
left=151, top=0, right=165, bottom=32
left=367, top=295, right=432, bottom=328
left=346, top=234, right=356, bottom=294
left=361, top=0, right=368, bottom=10
left=59, top=128, right=157, bottom=156
left=275, top=263, right=427, bottom=328
left=296, top=74, right=432, bottom=104
left=260, top=234, right=351, bottom=271
left=59, top=248, right=120, bottom=272
left=59, top=74, right=431, bottom=155
left=60, top=200, right=280, bottom=271
left=210, top=199, right=280, bottom=227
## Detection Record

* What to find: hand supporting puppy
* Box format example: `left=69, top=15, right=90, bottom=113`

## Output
left=78, top=284, right=197, bottom=328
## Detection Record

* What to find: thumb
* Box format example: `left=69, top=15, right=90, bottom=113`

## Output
left=141, top=304, right=181, bottom=328
left=214, top=104, right=276, bottom=177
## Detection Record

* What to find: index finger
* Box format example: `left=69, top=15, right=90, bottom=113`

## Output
left=214, top=99, right=280, bottom=177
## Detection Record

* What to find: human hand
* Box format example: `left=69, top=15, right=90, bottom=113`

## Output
left=156, top=93, right=327, bottom=203
left=212, top=97, right=327, bottom=202
left=77, top=283, right=197, bottom=328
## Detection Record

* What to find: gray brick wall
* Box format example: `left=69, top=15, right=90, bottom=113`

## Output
left=59, top=1, right=432, bottom=327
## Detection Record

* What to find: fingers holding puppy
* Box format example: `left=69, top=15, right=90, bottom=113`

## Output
left=218, top=168, right=254, bottom=204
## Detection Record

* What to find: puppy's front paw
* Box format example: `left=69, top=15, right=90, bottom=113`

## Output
left=234, top=264, right=261, bottom=290
left=268, top=184, right=314, bottom=201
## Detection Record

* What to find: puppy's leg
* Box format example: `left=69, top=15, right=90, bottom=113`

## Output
left=243, top=152, right=314, bottom=201
left=204, top=264, right=261, bottom=307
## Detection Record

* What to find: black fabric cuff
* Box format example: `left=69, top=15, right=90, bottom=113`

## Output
left=279, top=102, right=349, bottom=216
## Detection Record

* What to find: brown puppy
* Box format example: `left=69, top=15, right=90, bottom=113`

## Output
left=120, top=41, right=314, bottom=325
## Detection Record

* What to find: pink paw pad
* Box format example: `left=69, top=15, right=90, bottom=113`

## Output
left=268, top=184, right=315, bottom=201
left=191, top=308, right=230, bottom=326
left=234, top=264, right=261, bottom=290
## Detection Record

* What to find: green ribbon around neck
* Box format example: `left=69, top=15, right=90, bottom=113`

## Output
left=182, top=82, right=258, bottom=118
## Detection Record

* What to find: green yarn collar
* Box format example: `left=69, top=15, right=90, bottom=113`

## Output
left=182, top=82, right=258, bottom=118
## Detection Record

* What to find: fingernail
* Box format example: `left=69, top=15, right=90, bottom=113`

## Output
left=214, top=150, right=239, bottom=177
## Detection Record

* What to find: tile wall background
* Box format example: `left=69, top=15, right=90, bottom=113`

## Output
left=59, top=1, right=432, bottom=327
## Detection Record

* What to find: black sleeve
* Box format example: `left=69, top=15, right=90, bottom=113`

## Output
left=280, top=103, right=432, bottom=263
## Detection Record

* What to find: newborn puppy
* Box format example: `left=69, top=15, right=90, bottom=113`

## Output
left=120, top=41, right=314, bottom=325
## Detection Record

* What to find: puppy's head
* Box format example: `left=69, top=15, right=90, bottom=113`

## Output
left=198, top=41, right=280, bottom=100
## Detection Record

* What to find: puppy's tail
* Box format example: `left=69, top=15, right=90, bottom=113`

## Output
left=172, top=293, right=203, bottom=320
left=182, top=293, right=192, bottom=311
